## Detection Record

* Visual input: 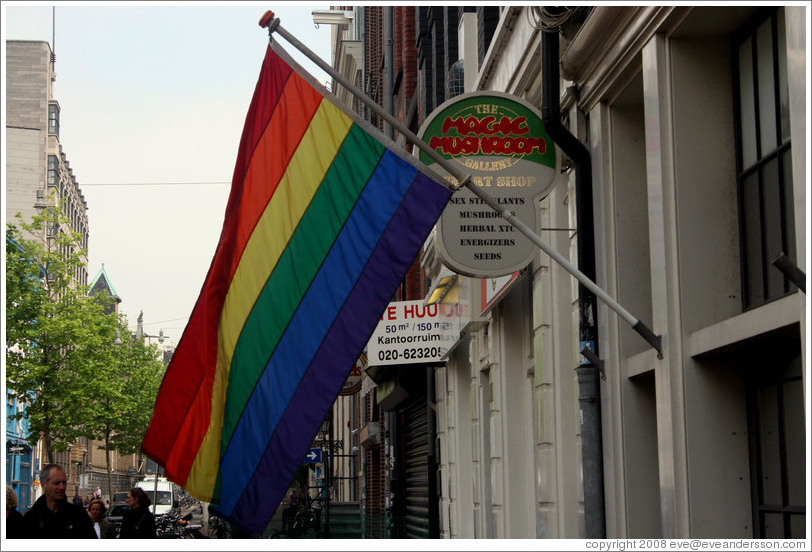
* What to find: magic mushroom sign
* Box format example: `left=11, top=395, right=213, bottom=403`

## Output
left=418, top=92, right=558, bottom=277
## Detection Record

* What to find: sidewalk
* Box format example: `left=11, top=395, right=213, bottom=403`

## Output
left=260, top=506, right=286, bottom=538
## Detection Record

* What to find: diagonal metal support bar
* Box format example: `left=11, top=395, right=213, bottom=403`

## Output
left=262, top=12, right=664, bottom=358
left=772, top=252, right=806, bottom=293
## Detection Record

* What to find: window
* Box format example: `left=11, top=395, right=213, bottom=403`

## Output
left=48, top=155, right=59, bottom=188
left=746, top=350, right=805, bottom=538
left=446, top=59, right=465, bottom=98
left=48, top=103, right=60, bottom=137
left=734, top=7, right=795, bottom=309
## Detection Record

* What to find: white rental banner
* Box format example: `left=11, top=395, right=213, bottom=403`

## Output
left=367, top=300, right=461, bottom=366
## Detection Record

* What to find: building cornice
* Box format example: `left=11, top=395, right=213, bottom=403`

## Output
left=560, top=6, right=693, bottom=113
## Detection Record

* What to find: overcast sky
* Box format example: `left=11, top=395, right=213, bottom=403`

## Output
left=3, top=2, right=333, bottom=345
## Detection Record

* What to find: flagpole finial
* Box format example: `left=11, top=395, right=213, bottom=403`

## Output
left=258, top=11, right=279, bottom=33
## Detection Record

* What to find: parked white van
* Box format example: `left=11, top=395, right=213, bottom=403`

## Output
left=138, top=476, right=178, bottom=517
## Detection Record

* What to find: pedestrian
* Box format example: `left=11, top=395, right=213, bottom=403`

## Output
left=20, top=463, right=97, bottom=538
left=5, top=485, right=24, bottom=539
left=87, top=498, right=117, bottom=539
left=281, top=490, right=299, bottom=533
left=118, top=487, right=156, bottom=538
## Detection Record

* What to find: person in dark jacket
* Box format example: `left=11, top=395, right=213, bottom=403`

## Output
left=5, top=484, right=24, bottom=539
left=20, top=463, right=97, bottom=538
left=119, top=486, right=156, bottom=538
left=87, top=498, right=117, bottom=539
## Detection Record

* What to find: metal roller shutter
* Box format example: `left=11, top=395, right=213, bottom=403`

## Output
left=402, top=397, right=430, bottom=538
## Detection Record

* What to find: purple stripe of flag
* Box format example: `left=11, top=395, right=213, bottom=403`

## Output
left=229, top=172, right=450, bottom=533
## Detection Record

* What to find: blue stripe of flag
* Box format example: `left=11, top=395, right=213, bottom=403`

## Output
left=229, top=170, right=451, bottom=532
left=217, top=150, right=420, bottom=514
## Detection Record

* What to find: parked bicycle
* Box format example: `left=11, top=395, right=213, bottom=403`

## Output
left=268, top=494, right=322, bottom=538
left=206, top=512, right=227, bottom=539
left=156, top=512, right=206, bottom=539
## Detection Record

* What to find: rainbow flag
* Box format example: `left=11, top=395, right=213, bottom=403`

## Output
left=141, top=40, right=451, bottom=534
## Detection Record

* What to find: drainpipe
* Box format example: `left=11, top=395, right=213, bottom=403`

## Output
left=541, top=23, right=606, bottom=539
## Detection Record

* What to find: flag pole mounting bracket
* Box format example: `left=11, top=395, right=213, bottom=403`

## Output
left=451, top=174, right=471, bottom=191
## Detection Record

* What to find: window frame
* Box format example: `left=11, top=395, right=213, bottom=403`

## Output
left=48, top=102, right=60, bottom=137
left=745, top=355, right=805, bottom=538
left=47, top=154, right=59, bottom=188
left=732, top=7, right=795, bottom=310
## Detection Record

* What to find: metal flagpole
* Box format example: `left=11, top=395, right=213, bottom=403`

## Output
left=260, top=12, right=663, bottom=358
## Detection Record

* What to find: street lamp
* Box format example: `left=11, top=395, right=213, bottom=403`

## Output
left=142, top=329, right=169, bottom=346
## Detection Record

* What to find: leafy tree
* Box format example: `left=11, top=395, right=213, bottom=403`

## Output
left=7, top=201, right=167, bottom=496
left=5, top=231, right=46, bottom=351
left=82, top=315, right=165, bottom=498
left=6, top=203, right=115, bottom=463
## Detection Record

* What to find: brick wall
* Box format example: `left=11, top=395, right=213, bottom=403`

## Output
left=356, top=6, right=431, bottom=538
left=393, top=7, right=418, bottom=115
left=364, top=6, right=384, bottom=131
left=404, top=259, right=426, bottom=300
left=394, top=8, right=403, bottom=78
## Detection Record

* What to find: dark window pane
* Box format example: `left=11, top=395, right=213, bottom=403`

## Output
left=790, top=514, right=806, bottom=539
left=763, top=513, right=784, bottom=538
left=48, top=155, right=58, bottom=186
left=758, top=384, right=782, bottom=506
left=776, top=9, right=790, bottom=143
left=781, top=150, right=796, bottom=270
left=742, top=172, right=763, bottom=306
left=738, top=37, right=757, bottom=168
left=756, top=19, right=777, bottom=154
left=761, top=158, right=783, bottom=299
left=48, top=104, right=60, bottom=137
left=783, top=377, right=805, bottom=506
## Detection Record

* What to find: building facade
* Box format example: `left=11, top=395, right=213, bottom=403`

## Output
left=324, top=6, right=502, bottom=539
left=325, top=5, right=807, bottom=539
left=5, top=42, right=155, bottom=507
left=6, top=40, right=89, bottom=287
left=430, top=5, right=807, bottom=539
left=5, top=393, right=34, bottom=512
left=6, top=39, right=92, bottom=509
